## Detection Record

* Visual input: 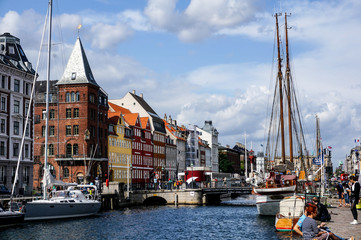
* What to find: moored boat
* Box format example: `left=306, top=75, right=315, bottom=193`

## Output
left=0, top=205, right=24, bottom=227
left=275, top=195, right=305, bottom=232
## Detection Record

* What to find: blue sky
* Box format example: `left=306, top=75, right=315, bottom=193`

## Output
left=1, top=0, right=361, bottom=168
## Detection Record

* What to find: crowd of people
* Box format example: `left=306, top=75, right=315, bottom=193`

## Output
left=292, top=175, right=360, bottom=240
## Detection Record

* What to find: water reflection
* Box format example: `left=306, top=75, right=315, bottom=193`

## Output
left=1, top=197, right=303, bottom=240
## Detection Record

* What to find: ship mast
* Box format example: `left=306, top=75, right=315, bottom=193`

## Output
left=285, top=13, right=293, bottom=163
left=275, top=13, right=286, bottom=164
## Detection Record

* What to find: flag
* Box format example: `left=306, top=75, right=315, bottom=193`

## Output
left=78, top=24, right=82, bottom=29
left=328, top=146, right=332, bottom=149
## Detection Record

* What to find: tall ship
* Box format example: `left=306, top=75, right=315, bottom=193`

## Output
left=253, top=13, right=310, bottom=216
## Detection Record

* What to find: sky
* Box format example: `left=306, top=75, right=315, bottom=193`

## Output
left=1, top=0, right=361, bottom=168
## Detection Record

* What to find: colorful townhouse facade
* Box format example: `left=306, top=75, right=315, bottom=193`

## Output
left=109, top=91, right=166, bottom=184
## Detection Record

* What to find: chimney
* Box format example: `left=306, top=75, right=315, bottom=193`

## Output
left=140, top=93, right=143, bottom=98
left=164, top=113, right=167, bottom=120
left=168, top=115, right=172, bottom=124
left=132, top=90, right=136, bottom=94
left=172, top=120, right=177, bottom=126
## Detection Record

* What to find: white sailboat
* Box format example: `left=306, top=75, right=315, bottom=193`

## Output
left=24, top=0, right=101, bottom=221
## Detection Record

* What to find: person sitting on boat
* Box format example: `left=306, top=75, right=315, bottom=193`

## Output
left=301, top=203, right=348, bottom=240
left=312, top=197, right=331, bottom=222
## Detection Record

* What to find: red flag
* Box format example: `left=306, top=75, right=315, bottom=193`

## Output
left=328, top=146, right=332, bottom=149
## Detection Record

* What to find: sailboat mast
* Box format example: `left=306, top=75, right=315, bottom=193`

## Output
left=275, top=13, right=286, bottom=164
left=43, top=0, right=52, bottom=200
left=285, top=13, right=293, bottom=163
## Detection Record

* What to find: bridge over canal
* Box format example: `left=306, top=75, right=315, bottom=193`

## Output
left=129, top=186, right=253, bottom=206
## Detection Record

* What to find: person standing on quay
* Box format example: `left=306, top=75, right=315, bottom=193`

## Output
left=348, top=175, right=360, bottom=224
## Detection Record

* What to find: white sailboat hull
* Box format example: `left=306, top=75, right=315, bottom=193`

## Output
left=24, top=200, right=101, bottom=221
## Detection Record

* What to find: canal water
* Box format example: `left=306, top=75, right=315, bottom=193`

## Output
left=1, top=197, right=301, bottom=240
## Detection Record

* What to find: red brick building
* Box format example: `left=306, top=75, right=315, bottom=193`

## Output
left=33, top=37, right=108, bottom=190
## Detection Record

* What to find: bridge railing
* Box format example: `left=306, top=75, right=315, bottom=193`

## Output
left=129, top=179, right=249, bottom=191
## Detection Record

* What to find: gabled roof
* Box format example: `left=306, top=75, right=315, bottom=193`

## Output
left=123, top=113, right=139, bottom=126
left=108, top=102, right=131, bottom=114
left=57, top=37, right=99, bottom=87
left=129, top=92, right=158, bottom=117
left=140, top=117, right=150, bottom=130
left=163, top=119, right=186, bottom=141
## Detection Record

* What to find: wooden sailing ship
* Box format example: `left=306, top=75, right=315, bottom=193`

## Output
left=254, top=12, right=310, bottom=221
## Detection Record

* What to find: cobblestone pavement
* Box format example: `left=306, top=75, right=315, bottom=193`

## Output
left=326, top=199, right=361, bottom=240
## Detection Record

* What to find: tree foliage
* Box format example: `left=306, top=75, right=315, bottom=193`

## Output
left=219, top=152, right=234, bottom=173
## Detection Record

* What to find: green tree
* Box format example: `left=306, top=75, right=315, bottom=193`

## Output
left=219, top=153, right=234, bottom=173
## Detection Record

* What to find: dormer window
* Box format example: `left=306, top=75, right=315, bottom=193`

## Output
left=9, top=46, right=15, bottom=54
left=71, top=72, right=76, bottom=80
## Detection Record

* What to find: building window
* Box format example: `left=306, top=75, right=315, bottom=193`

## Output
left=49, top=144, right=54, bottom=156
left=66, top=109, right=72, bottom=118
left=42, top=109, right=46, bottom=119
left=66, top=144, right=72, bottom=157
left=71, top=92, right=75, bottom=102
left=0, top=141, right=5, bottom=156
left=63, top=168, right=69, bottom=178
left=0, top=166, right=5, bottom=182
left=49, top=126, right=55, bottom=136
left=89, top=94, right=95, bottom=104
left=73, top=125, right=79, bottom=135
left=23, top=167, right=28, bottom=182
left=25, top=123, right=30, bottom=137
left=73, top=144, right=78, bottom=155
left=0, top=119, right=5, bottom=133
left=42, top=125, right=46, bottom=137
left=13, top=143, right=19, bottom=156
left=14, top=79, right=20, bottom=92
left=24, top=144, right=29, bottom=158
left=25, top=83, right=30, bottom=95
left=1, top=97, right=6, bottom=111
left=76, top=92, right=80, bottom=101
left=1, top=76, right=6, bottom=89
left=66, top=125, right=71, bottom=136
left=90, top=109, right=96, bottom=120
left=66, top=92, right=70, bottom=102
left=14, top=100, right=20, bottom=113
left=25, top=102, right=29, bottom=116
left=13, top=121, right=19, bottom=135
left=50, top=109, right=55, bottom=119
left=73, top=108, right=79, bottom=118
left=71, top=72, right=76, bottom=80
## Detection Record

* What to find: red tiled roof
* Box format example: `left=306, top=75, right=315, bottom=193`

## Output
left=140, top=117, right=149, bottom=130
left=108, top=102, right=131, bottom=114
left=123, top=113, right=139, bottom=126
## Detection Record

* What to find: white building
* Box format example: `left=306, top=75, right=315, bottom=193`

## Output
left=0, top=33, right=35, bottom=195
left=197, top=121, right=219, bottom=172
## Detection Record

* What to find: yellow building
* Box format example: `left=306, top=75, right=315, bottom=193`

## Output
left=108, top=106, right=133, bottom=187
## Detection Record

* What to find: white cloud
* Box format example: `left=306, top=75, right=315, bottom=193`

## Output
left=90, top=22, right=133, bottom=49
